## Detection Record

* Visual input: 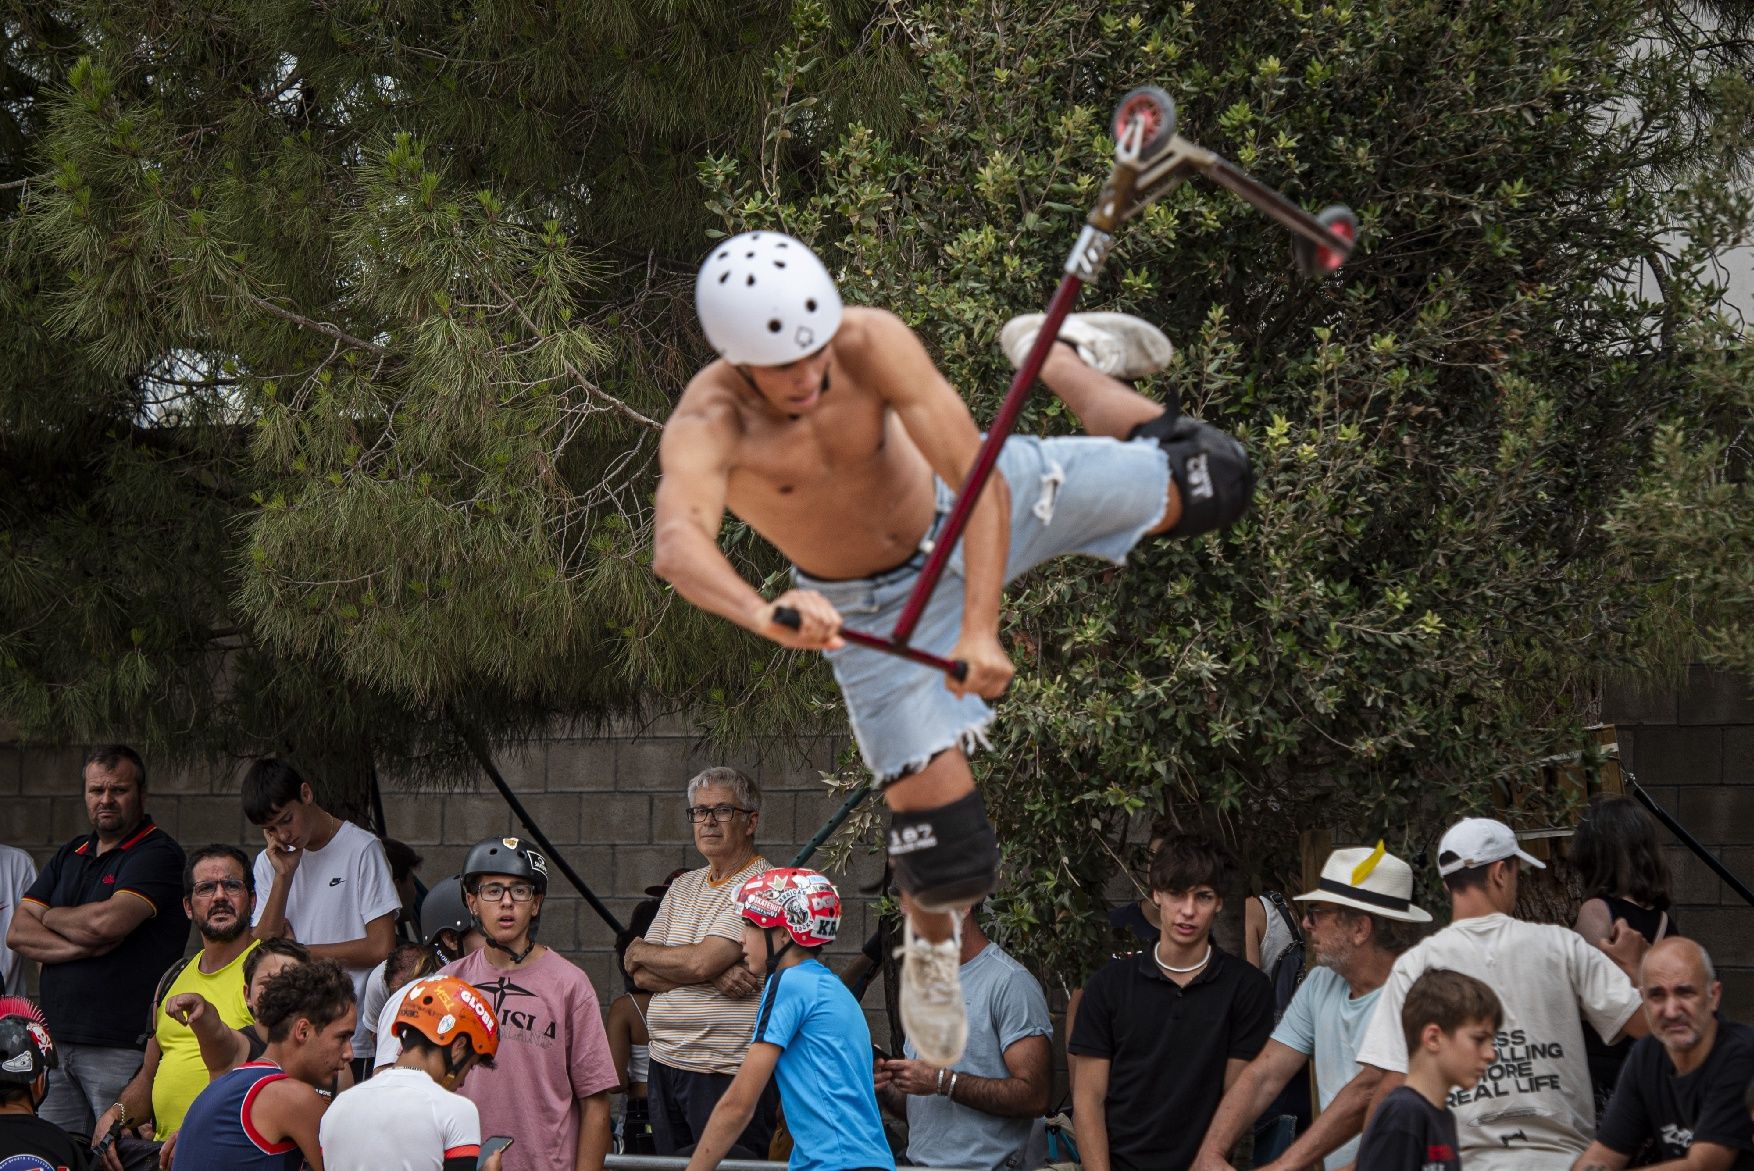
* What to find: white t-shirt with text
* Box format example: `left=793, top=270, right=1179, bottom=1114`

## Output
left=1354, top=912, right=1641, bottom=1171
left=252, top=819, right=400, bottom=1049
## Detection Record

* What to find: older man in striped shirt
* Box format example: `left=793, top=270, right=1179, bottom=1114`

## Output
left=622, top=766, right=777, bottom=1158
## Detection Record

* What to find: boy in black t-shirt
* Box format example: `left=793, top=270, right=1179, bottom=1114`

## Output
left=1577, top=938, right=1754, bottom=1171
left=0, top=998, right=89, bottom=1171
left=1357, top=969, right=1501, bottom=1171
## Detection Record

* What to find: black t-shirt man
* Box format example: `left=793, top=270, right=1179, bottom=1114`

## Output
left=1068, top=944, right=1273, bottom=1171
left=0, top=1112, right=92, bottom=1170
left=22, top=817, right=188, bottom=1049
left=1597, top=1017, right=1754, bottom=1169
left=1355, top=1086, right=1461, bottom=1171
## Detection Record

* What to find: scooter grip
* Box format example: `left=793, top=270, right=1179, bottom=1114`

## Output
left=772, top=606, right=802, bottom=630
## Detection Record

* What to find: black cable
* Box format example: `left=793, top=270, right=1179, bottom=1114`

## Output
left=1625, top=769, right=1754, bottom=909
left=457, top=723, right=626, bottom=937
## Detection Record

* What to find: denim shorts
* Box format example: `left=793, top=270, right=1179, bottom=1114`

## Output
left=792, top=433, right=1171, bottom=783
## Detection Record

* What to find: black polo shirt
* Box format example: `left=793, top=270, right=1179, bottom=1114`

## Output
left=22, top=816, right=189, bottom=1049
left=1069, top=943, right=1273, bottom=1171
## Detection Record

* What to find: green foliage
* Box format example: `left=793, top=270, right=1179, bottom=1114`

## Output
left=701, top=0, right=1752, bottom=984
left=2, top=0, right=1749, bottom=982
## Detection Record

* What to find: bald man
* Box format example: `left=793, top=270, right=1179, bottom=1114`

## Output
left=1574, top=938, right=1754, bottom=1171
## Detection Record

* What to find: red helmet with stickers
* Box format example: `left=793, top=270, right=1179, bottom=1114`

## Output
left=735, top=868, right=841, bottom=948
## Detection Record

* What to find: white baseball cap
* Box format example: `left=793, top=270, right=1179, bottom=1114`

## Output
left=1437, top=818, right=1545, bottom=876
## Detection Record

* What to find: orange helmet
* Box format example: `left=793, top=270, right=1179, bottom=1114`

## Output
left=394, top=976, right=500, bottom=1064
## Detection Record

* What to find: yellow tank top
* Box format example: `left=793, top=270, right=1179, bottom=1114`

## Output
left=151, top=940, right=258, bottom=1137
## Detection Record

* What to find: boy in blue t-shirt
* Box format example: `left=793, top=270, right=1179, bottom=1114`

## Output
left=683, top=869, right=894, bottom=1171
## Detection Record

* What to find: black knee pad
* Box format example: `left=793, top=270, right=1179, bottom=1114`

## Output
left=1129, top=411, right=1255, bottom=537
left=888, top=791, right=999, bottom=911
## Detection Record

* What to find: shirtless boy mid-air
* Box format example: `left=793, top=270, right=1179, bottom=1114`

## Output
left=652, top=231, right=1252, bottom=1064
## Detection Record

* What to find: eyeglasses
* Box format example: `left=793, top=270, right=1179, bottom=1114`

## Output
left=686, top=804, right=753, bottom=824
left=1302, top=905, right=1346, bottom=925
left=475, top=881, right=537, bottom=903
left=192, top=879, right=247, bottom=898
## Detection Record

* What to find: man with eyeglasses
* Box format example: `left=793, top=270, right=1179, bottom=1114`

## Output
left=621, top=766, right=777, bottom=1158
left=1193, top=844, right=1430, bottom=1171
left=426, top=837, right=616, bottom=1171
left=91, top=843, right=261, bottom=1171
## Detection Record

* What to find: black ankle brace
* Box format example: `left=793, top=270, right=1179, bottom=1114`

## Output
left=1129, top=410, right=1254, bottom=536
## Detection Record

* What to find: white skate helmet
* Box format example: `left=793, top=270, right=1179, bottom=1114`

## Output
left=696, top=231, right=843, bottom=366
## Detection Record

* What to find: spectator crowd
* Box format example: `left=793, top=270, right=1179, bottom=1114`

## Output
left=5, top=746, right=1754, bottom=1171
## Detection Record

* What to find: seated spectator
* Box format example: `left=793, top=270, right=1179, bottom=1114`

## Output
left=1241, top=875, right=1310, bottom=1160
left=683, top=869, right=894, bottom=1171
left=245, top=758, right=398, bottom=1075
left=1571, top=795, right=1678, bottom=1113
left=1069, top=831, right=1274, bottom=1171
left=321, top=975, right=504, bottom=1171
left=359, top=942, right=439, bottom=1060
left=1355, top=818, right=1648, bottom=1171
left=875, top=902, right=1052, bottom=1171
left=369, top=878, right=487, bottom=1074
left=165, top=938, right=312, bottom=1076
left=1195, top=844, right=1430, bottom=1171
left=171, top=960, right=356, bottom=1171
left=1356, top=969, right=1501, bottom=1171
left=1572, top=938, right=1754, bottom=1170
left=91, top=844, right=262, bottom=1170
left=609, top=897, right=663, bottom=1155
left=0, top=998, right=89, bottom=1171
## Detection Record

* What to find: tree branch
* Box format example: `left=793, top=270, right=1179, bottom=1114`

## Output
left=235, top=293, right=388, bottom=356
left=487, top=278, right=663, bottom=433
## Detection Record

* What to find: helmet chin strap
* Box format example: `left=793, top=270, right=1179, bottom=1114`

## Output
left=763, top=926, right=794, bottom=977
left=472, top=903, right=541, bottom=965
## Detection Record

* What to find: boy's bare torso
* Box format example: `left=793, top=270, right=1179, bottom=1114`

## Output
left=670, top=309, right=943, bottom=580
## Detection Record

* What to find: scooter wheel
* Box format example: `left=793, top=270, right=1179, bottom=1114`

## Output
left=1293, top=204, right=1358, bottom=276
left=1111, top=86, right=1176, bottom=159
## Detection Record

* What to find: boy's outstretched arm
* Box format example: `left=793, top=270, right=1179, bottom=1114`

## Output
left=682, top=1042, right=783, bottom=1171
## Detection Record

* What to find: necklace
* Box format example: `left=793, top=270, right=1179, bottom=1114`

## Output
left=1154, top=940, right=1212, bottom=974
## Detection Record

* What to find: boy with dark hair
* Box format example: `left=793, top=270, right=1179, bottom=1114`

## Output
left=163, top=938, right=311, bottom=1076
left=0, top=998, right=89, bottom=1170
left=685, top=869, right=894, bottom=1171
left=1355, top=969, right=1501, bottom=1171
left=321, top=975, right=505, bottom=1171
left=245, top=758, right=398, bottom=1068
left=1070, top=831, right=1275, bottom=1171
left=1355, top=818, right=1647, bottom=1171
left=172, top=960, right=356, bottom=1171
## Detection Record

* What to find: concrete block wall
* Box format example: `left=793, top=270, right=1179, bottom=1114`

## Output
left=0, top=723, right=895, bottom=1045
left=1605, top=666, right=1754, bottom=1016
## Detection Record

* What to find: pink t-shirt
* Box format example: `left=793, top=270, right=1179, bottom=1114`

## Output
left=440, top=948, right=618, bottom=1171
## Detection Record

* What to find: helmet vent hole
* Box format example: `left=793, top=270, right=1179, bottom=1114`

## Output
left=805, top=299, right=818, bottom=312
left=745, top=251, right=755, bottom=258
left=718, top=272, right=729, bottom=284
left=717, top=251, right=728, bottom=260
left=773, top=260, right=786, bottom=268
left=767, top=319, right=782, bottom=333
left=745, top=275, right=756, bottom=287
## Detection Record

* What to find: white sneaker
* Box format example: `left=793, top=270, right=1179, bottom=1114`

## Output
left=898, top=915, right=968, bottom=1066
left=999, top=311, right=1174, bottom=379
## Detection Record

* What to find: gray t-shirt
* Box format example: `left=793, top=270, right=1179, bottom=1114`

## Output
left=903, top=943, right=1051, bottom=1171
left=1271, top=965, right=1382, bottom=1170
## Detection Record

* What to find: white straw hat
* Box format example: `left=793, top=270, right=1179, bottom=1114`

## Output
left=1294, top=843, right=1432, bottom=923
